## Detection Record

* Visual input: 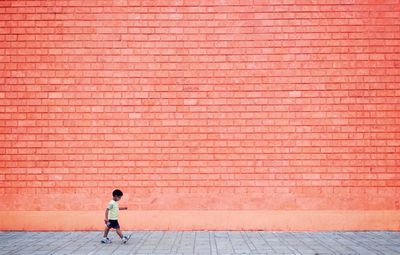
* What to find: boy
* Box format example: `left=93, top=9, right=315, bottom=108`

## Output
left=101, top=189, right=130, bottom=244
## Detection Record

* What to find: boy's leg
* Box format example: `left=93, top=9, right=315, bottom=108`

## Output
left=103, top=226, right=110, bottom=238
left=116, top=228, right=123, bottom=238
left=117, top=228, right=130, bottom=243
left=101, top=226, right=112, bottom=243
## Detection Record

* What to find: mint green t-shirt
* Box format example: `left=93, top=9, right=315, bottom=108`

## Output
left=107, top=200, right=119, bottom=220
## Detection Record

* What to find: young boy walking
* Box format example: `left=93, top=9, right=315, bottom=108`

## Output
left=101, top=189, right=130, bottom=244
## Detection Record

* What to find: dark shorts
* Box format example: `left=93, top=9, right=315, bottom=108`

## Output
left=106, top=220, right=120, bottom=229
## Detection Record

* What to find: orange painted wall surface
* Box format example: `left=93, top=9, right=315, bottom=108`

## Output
left=0, top=0, right=400, bottom=230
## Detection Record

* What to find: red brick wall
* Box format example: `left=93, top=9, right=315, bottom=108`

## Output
left=1, top=0, right=400, bottom=230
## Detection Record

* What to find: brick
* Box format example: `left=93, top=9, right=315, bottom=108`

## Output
left=0, top=0, right=399, bottom=213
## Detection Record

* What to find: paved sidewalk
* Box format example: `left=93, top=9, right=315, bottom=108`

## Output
left=0, top=231, right=399, bottom=255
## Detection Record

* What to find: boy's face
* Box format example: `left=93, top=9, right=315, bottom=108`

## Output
left=113, top=195, right=122, bottom=201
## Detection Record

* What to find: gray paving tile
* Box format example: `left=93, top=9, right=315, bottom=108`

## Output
left=0, top=231, right=399, bottom=254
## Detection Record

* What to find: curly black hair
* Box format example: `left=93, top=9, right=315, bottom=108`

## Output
left=112, top=189, right=123, bottom=197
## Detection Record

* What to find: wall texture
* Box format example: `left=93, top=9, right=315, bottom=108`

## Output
left=1, top=0, right=400, bottom=230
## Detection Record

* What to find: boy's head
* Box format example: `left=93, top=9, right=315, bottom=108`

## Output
left=112, top=189, right=123, bottom=201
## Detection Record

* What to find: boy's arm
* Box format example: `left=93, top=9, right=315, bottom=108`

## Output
left=104, top=208, right=109, bottom=223
left=119, top=206, right=128, bottom=210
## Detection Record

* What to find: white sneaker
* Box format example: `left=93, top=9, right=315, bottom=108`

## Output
left=122, top=235, right=130, bottom=244
left=101, top=237, right=112, bottom=244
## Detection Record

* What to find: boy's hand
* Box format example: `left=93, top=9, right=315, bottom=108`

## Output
left=104, top=219, right=109, bottom=225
